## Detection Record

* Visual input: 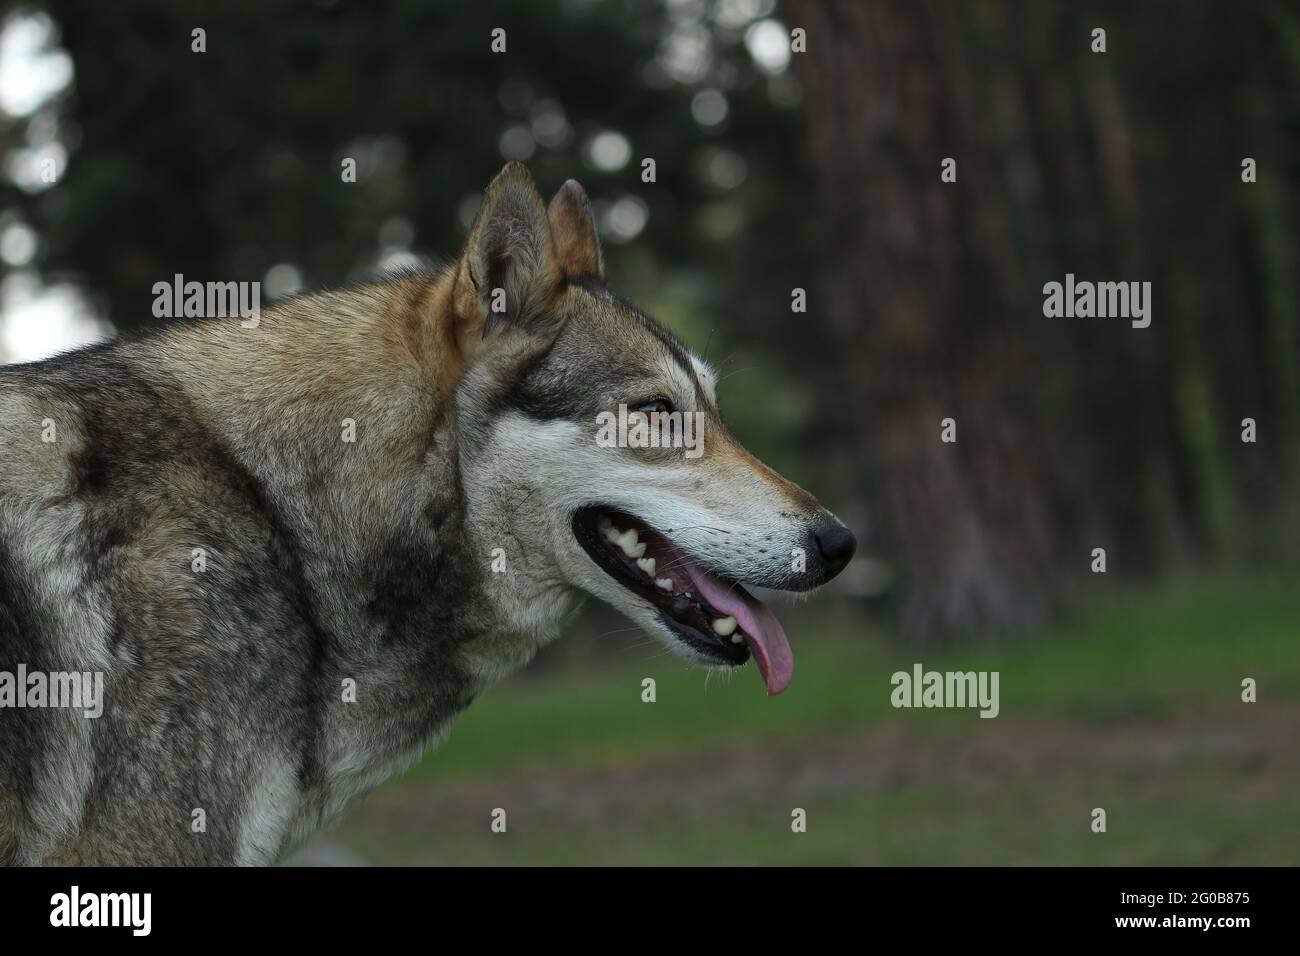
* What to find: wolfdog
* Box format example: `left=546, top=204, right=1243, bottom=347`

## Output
left=0, top=163, right=854, bottom=865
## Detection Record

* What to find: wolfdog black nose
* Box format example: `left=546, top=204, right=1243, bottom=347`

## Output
left=813, top=519, right=856, bottom=581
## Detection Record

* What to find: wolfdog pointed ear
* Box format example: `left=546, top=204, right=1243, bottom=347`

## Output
left=455, top=162, right=561, bottom=338
left=547, top=179, right=604, bottom=282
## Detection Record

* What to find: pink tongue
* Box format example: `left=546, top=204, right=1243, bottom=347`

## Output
left=680, top=565, right=794, bottom=696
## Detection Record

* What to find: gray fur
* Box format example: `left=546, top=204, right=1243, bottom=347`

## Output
left=0, top=164, right=847, bottom=865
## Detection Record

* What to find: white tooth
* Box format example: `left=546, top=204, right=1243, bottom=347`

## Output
left=604, top=525, right=622, bottom=543
left=655, top=577, right=674, bottom=592
left=637, top=557, right=656, bottom=576
left=712, top=616, right=738, bottom=637
left=617, top=529, right=642, bottom=557
left=730, top=633, right=744, bottom=644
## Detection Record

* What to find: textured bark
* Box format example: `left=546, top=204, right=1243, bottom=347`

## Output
left=787, top=0, right=1067, bottom=642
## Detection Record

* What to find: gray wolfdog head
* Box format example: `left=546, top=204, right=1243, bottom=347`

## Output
left=451, top=163, right=854, bottom=695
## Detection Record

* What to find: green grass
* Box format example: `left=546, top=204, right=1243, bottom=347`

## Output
left=320, top=571, right=1300, bottom=865
left=406, top=570, right=1300, bottom=779
left=337, top=772, right=1300, bottom=866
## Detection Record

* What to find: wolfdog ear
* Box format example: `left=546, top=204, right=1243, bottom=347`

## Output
left=547, top=179, right=604, bottom=282
left=455, top=162, right=561, bottom=339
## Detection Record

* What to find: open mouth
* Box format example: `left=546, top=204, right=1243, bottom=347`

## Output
left=572, top=506, right=794, bottom=695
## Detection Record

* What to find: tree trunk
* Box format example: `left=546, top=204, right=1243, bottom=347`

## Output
left=787, top=0, right=1068, bottom=643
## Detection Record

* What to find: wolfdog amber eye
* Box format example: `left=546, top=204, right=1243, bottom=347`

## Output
left=633, top=398, right=674, bottom=415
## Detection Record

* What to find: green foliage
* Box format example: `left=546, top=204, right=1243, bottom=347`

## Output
left=9, top=0, right=799, bottom=330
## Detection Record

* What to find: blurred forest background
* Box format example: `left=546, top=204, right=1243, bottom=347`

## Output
left=1, top=0, right=1297, bottom=864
